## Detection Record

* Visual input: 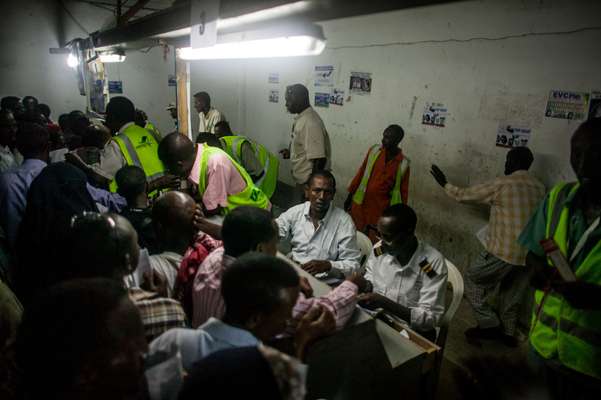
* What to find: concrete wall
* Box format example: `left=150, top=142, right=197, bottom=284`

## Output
left=189, top=0, right=601, bottom=268
left=0, top=0, right=176, bottom=133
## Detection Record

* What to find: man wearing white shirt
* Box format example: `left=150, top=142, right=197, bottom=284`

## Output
left=194, top=92, right=224, bottom=136
left=359, top=204, right=448, bottom=341
left=0, top=110, right=19, bottom=173
left=276, top=170, right=361, bottom=277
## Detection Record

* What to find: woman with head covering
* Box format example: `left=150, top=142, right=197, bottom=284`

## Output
left=14, top=162, right=98, bottom=305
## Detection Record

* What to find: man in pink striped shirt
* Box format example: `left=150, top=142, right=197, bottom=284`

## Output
left=191, top=206, right=365, bottom=329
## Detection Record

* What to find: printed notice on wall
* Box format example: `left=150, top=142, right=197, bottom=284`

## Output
left=422, top=102, right=448, bottom=127
left=314, top=65, right=334, bottom=87
left=588, top=91, right=601, bottom=119
left=268, top=73, right=279, bottom=84
left=269, top=90, right=279, bottom=103
left=349, top=71, right=372, bottom=95
left=108, top=80, right=123, bottom=94
left=329, top=89, right=345, bottom=106
left=544, top=90, right=589, bottom=120
left=496, top=122, right=531, bottom=148
left=315, top=92, right=330, bottom=108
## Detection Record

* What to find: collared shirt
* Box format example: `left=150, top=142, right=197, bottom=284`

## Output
left=519, top=183, right=601, bottom=270
left=149, top=251, right=183, bottom=298
left=198, top=108, right=225, bottom=135
left=276, top=202, right=361, bottom=275
left=444, top=170, right=545, bottom=265
left=290, top=107, right=331, bottom=184
left=129, top=287, right=187, bottom=343
left=96, top=123, right=134, bottom=179
left=188, top=144, right=247, bottom=211
left=149, top=317, right=259, bottom=371
left=191, top=247, right=358, bottom=329
left=0, top=145, right=19, bottom=173
left=86, top=183, right=127, bottom=212
left=0, top=159, right=47, bottom=247
left=364, top=240, right=448, bottom=331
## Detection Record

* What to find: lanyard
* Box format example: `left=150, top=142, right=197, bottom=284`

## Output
left=569, top=216, right=600, bottom=263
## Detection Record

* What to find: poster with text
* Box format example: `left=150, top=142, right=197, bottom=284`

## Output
left=329, top=89, right=345, bottom=106
left=268, top=72, right=279, bottom=84
left=269, top=90, right=279, bottom=103
left=314, top=65, right=334, bottom=87
left=588, top=91, right=601, bottom=119
left=544, top=90, right=589, bottom=120
left=496, top=122, right=531, bottom=148
left=315, top=92, right=330, bottom=107
left=422, top=102, right=448, bottom=127
left=108, top=80, right=123, bottom=94
left=349, top=71, right=372, bottom=95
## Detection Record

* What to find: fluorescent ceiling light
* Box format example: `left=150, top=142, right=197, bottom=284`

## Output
left=179, top=23, right=326, bottom=60
left=99, top=52, right=126, bottom=63
left=67, top=53, right=79, bottom=68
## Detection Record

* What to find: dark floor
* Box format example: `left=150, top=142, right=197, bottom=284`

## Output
left=270, top=181, right=530, bottom=400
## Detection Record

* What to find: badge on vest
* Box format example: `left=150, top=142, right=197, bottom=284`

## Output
left=419, top=258, right=437, bottom=279
left=373, top=244, right=384, bottom=257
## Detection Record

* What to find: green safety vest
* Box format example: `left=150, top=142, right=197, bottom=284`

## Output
left=530, top=182, right=601, bottom=379
left=144, top=122, right=162, bottom=143
left=197, top=145, right=270, bottom=215
left=352, top=144, right=410, bottom=205
left=109, top=124, right=166, bottom=192
left=220, top=135, right=279, bottom=199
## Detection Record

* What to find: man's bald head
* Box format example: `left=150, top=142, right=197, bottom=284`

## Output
left=285, top=84, right=310, bottom=114
left=153, top=191, right=197, bottom=251
left=158, top=132, right=196, bottom=177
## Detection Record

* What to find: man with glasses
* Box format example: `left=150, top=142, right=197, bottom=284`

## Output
left=358, top=204, right=448, bottom=341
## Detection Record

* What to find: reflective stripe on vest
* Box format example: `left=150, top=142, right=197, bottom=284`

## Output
left=352, top=145, right=410, bottom=205
left=530, top=181, right=601, bottom=379
left=197, top=145, right=269, bottom=214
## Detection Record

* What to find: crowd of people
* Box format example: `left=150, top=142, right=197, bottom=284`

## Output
left=0, top=86, right=599, bottom=399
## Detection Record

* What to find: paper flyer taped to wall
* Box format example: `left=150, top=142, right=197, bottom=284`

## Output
left=329, top=89, right=345, bottom=106
left=422, top=102, right=448, bottom=127
left=315, top=92, right=330, bottom=107
left=588, top=91, right=601, bottom=119
left=269, top=90, right=279, bottom=103
left=349, top=71, right=372, bottom=95
left=314, top=65, right=334, bottom=87
left=496, top=122, right=531, bottom=148
left=544, top=90, right=589, bottom=120
left=268, top=72, right=279, bottom=84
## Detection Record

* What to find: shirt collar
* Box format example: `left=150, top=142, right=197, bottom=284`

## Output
left=302, top=201, right=334, bottom=224
left=381, top=240, right=424, bottom=272
left=21, top=158, right=47, bottom=170
left=118, top=122, right=136, bottom=134
left=508, top=170, right=529, bottom=177
left=201, top=318, right=260, bottom=347
left=294, top=106, right=313, bottom=120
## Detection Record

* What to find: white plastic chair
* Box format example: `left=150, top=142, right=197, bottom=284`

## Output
left=355, top=231, right=373, bottom=268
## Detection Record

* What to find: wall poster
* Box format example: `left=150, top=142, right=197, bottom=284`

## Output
left=349, top=71, right=372, bottom=95
left=544, top=90, right=589, bottom=120
left=422, top=102, right=448, bottom=127
left=496, top=122, right=531, bottom=148
left=315, top=92, right=330, bottom=107
left=269, top=90, right=279, bottom=103
left=314, top=65, right=334, bottom=87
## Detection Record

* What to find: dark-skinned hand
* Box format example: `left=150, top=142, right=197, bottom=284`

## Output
left=301, top=260, right=332, bottom=275
left=294, top=305, right=336, bottom=360
left=299, top=276, right=314, bottom=298
left=141, top=270, right=169, bottom=298
left=149, top=174, right=181, bottom=192
left=279, top=148, right=290, bottom=159
left=552, top=280, right=601, bottom=310
left=430, top=164, right=448, bottom=187
left=357, top=292, right=387, bottom=310
left=347, top=272, right=369, bottom=293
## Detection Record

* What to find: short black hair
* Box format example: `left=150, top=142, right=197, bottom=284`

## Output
left=64, top=213, right=136, bottom=280
left=1, top=96, right=20, bottom=111
left=16, top=122, right=49, bottom=158
left=214, top=120, right=232, bottom=135
left=196, top=132, right=222, bottom=148
left=22, top=95, right=38, bottom=106
left=507, top=147, right=534, bottom=170
left=222, top=206, right=276, bottom=257
left=58, top=113, right=70, bottom=130
left=286, top=84, right=309, bottom=101
left=221, top=252, right=299, bottom=324
left=307, top=170, right=336, bottom=190
left=115, top=165, right=147, bottom=202
left=38, top=104, right=51, bottom=118
left=106, top=96, right=136, bottom=124
left=193, top=91, right=211, bottom=105
left=158, top=132, right=195, bottom=168
left=386, top=124, right=405, bottom=140
left=381, top=204, right=417, bottom=233
left=17, top=278, right=128, bottom=398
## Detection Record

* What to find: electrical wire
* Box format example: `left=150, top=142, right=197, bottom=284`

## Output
left=327, top=25, right=601, bottom=50
left=59, top=0, right=91, bottom=35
